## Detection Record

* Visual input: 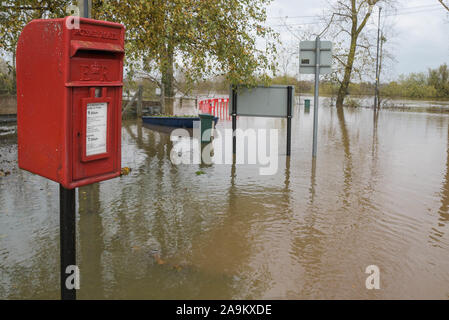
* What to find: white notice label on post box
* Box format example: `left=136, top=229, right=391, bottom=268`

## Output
left=86, top=102, right=108, bottom=157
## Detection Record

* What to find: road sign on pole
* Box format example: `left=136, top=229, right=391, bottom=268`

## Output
left=299, top=40, right=332, bottom=75
left=300, top=38, right=333, bottom=158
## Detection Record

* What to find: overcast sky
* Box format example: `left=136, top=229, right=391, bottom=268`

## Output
left=266, top=0, right=449, bottom=79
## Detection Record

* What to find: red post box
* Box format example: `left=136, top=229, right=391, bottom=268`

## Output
left=16, top=17, right=125, bottom=189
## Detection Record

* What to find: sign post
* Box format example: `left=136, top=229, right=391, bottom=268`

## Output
left=300, top=39, right=332, bottom=158
left=313, top=37, right=321, bottom=158
left=287, top=86, right=293, bottom=156
left=232, top=87, right=237, bottom=155
left=374, top=7, right=382, bottom=111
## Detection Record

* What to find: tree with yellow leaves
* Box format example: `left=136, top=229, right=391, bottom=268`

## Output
left=94, top=0, right=278, bottom=98
left=0, top=1, right=278, bottom=99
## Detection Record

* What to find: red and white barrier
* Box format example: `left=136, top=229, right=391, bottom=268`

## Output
left=199, top=98, right=231, bottom=120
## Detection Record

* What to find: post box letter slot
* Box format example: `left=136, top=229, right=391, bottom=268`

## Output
left=81, top=87, right=112, bottom=162
left=70, top=40, right=124, bottom=58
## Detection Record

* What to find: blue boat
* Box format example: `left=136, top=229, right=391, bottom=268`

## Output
left=142, top=116, right=218, bottom=128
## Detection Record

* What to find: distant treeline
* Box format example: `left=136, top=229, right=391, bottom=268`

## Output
left=271, top=64, right=449, bottom=100
left=381, top=64, right=449, bottom=99
left=2, top=57, right=448, bottom=101
left=175, top=64, right=449, bottom=100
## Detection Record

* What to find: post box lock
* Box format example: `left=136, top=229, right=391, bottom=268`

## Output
left=17, top=17, right=125, bottom=189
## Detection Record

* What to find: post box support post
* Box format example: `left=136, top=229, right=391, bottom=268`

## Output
left=60, top=185, right=76, bottom=300
left=60, top=0, right=90, bottom=301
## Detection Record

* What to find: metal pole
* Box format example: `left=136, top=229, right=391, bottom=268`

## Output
left=286, top=86, right=292, bottom=156
left=59, top=0, right=91, bottom=302
left=79, top=0, right=91, bottom=18
left=298, top=43, right=301, bottom=107
left=312, top=36, right=320, bottom=158
left=232, top=87, right=237, bottom=155
left=374, top=7, right=382, bottom=111
left=60, top=185, right=76, bottom=300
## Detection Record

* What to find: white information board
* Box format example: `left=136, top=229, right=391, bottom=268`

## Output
left=86, top=102, right=108, bottom=156
left=229, top=85, right=294, bottom=118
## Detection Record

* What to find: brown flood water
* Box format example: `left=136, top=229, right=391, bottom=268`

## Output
left=1, top=104, right=449, bottom=299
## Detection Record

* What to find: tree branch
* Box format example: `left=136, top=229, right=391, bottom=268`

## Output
left=439, top=0, right=449, bottom=12
left=334, top=55, right=349, bottom=68
left=356, top=9, right=373, bottom=35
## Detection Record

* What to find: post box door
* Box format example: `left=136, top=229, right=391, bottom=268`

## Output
left=72, top=87, right=118, bottom=181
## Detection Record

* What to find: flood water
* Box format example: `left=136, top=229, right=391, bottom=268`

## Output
left=1, top=102, right=449, bottom=299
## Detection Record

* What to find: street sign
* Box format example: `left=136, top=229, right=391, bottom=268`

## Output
left=299, top=38, right=333, bottom=158
left=299, top=40, right=332, bottom=75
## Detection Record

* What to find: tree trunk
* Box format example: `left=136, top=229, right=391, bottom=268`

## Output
left=336, top=35, right=358, bottom=108
left=335, top=0, right=376, bottom=109
left=161, top=46, right=175, bottom=98
left=161, top=45, right=175, bottom=115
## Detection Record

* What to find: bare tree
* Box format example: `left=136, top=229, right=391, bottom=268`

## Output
left=277, top=42, right=298, bottom=80
left=323, top=0, right=393, bottom=108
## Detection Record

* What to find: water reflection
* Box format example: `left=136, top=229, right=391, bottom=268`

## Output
left=431, top=123, right=449, bottom=247
left=336, top=107, right=353, bottom=209
left=372, top=109, right=379, bottom=157
left=308, top=158, right=317, bottom=206
left=78, top=184, right=104, bottom=299
left=2, top=105, right=449, bottom=299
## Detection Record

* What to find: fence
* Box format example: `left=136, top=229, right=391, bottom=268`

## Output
left=198, top=98, right=230, bottom=120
